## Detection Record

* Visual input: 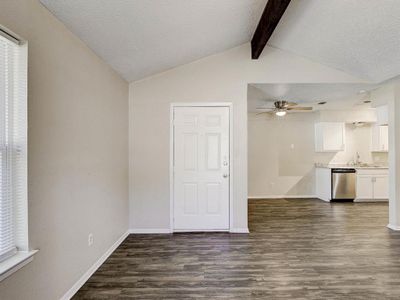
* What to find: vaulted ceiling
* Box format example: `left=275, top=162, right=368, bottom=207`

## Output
left=268, top=0, right=400, bottom=83
left=41, top=0, right=400, bottom=83
left=40, top=0, right=267, bottom=82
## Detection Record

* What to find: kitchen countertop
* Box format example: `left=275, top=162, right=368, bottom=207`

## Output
left=315, top=163, right=388, bottom=169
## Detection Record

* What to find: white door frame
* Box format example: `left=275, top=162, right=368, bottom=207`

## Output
left=170, top=102, right=233, bottom=232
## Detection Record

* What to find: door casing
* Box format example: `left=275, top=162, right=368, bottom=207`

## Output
left=170, top=103, right=233, bottom=232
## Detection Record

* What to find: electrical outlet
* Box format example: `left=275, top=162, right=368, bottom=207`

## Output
left=88, top=233, right=94, bottom=246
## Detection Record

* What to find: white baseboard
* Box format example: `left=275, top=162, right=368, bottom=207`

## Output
left=229, top=228, right=249, bottom=233
left=387, top=224, right=400, bottom=231
left=129, top=228, right=250, bottom=234
left=129, top=228, right=172, bottom=234
left=173, top=229, right=229, bottom=233
left=318, top=198, right=331, bottom=202
left=248, top=195, right=317, bottom=199
left=60, top=230, right=129, bottom=300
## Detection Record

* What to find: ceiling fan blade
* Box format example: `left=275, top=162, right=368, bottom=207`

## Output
left=255, top=109, right=274, bottom=114
left=256, top=106, right=274, bottom=110
left=286, top=102, right=298, bottom=107
left=255, top=111, right=274, bottom=115
left=287, top=107, right=313, bottom=111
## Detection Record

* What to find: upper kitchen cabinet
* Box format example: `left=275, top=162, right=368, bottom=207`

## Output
left=376, top=105, right=388, bottom=125
left=371, top=124, right=389, bottom=152
left=315, top=122, right=345, bottom=152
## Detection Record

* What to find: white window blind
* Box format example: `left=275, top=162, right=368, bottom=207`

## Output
left=0, top=34, right=27, bottom=262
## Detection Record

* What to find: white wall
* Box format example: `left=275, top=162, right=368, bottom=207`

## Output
left=248, top=111, right=387, bottom=198
left=388, top=84, right=400, bottom=229
left=129, top=43, right=363, bottom=231
left=0, top=1, right=129, bottom=299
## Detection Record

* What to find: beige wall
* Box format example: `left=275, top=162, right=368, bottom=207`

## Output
left=248, top=113, right=317, bottom=197
left=248, top=111, right=388, bottom=198
left=129, top=43, right=363, bottom=231
left=0, top=1, right=129, bottom=299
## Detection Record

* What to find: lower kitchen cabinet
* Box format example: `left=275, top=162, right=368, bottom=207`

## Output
left=356, top=175, right=374, bottom=199
left=355, top=169, right=388, bottom=201
left=373, top=175, right=389, bottom=199
left=315, top=167, right=388, bottom=202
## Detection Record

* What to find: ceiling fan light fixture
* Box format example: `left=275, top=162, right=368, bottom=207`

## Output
left=275, top=110, right=287, bottom=117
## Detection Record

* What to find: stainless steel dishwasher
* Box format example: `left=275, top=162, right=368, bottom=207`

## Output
left=331, top=168, right=356, bottom=200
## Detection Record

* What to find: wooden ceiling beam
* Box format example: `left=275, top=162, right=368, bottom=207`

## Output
left=251, top=0, right=292, bottom=59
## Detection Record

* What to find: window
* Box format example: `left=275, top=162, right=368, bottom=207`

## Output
left=0, top=27, right=32, bottom=280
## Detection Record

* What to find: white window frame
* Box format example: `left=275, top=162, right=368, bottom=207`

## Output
left=0, top=25, right=37, bottom=282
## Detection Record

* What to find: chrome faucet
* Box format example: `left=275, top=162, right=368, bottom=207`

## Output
left=355, top=152, right=361, bottom=165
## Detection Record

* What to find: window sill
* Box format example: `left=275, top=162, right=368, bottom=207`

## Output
left=0, top=250, right=38, bottom=282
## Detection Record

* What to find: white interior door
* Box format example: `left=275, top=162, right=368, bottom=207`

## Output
left=173, top=106, right=230, bottom=231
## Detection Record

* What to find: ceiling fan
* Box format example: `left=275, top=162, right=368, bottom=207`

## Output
left=256, top=101, right=313, bottom=117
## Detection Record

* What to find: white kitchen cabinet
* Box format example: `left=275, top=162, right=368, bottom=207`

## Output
left=376, top=105, right=388, bottom=126
left=315, top=167, right=332, bottom=202
left=355, top=169, right=389, bottom=201
left=356, top=176, right=374, bottom=199
left=373, top=176, right=389, bottom=199
left=371, top=125, right=388, bottom=152
left=315, top=122, right=345, bottom=152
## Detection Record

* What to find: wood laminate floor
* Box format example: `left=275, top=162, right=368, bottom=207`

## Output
left=73, top=199, right=400, bottom=299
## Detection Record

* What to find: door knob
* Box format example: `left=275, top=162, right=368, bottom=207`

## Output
left=223, top=174, right=229, bottom=178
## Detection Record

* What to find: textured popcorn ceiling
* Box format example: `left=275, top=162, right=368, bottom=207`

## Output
left=269, top=0, right=400, bottom=83
left=40, top=0, right=267, bottom=82
left=40, top=0, right=400, bottom=83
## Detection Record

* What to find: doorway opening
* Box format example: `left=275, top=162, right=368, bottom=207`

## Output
left=247, top=83, right=392, bottom=229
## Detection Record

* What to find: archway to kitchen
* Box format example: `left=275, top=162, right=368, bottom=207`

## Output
left=247, top=82, right=392, bottom=230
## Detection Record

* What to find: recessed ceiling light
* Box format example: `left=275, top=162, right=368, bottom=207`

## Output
left=318, top=101, right=327, bottom=105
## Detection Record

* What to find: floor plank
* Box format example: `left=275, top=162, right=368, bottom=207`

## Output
left=73, top=199, right=400, bottom=299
